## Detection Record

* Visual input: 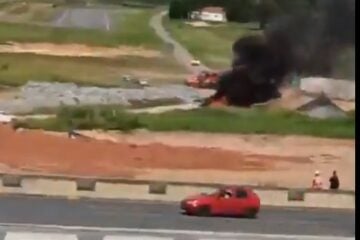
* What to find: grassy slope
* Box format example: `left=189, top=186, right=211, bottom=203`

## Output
left=0, top=7, right=186, bottom=86
left=164, top=18, right=261, bottom=69
left=16, top=106, right=355, bottom=139
left=0, top=53, right=185, bottom=87
left=0, top=8, right=162, bottom=48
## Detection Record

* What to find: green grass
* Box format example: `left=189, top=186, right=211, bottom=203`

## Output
left=0, top=7, right=187, bottom=87
left=0, top=8, right=162, bottom=48
left=0, top=53, right=185, bottom=87
left=14, top=106, right=355, bottom=139
left=96, top=0, right=170, bottom=7
left=164, top=18, right=261, bottom=69
left=0, top=1, right=12, bottom=9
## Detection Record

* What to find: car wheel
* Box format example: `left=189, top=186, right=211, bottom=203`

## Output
left=245, top=208, right=258, bottom=219
left=197, top=206, right=211, bottom=217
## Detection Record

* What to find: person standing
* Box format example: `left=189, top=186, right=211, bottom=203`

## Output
left=329, top=171, right=340, bottom=190
left=312, top=170, right=323, bottom=190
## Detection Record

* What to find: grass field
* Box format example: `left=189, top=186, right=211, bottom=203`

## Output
left=164, top=18, right=261, bottom=69
left=0, top=8, right=163, bottom=48
left=0, top=2, right=61, bottom=23
left=0, top=53, right=186, bottom=87
left=0, top=4, right=187, bottom=87
left=15, top=106, right=355, bottom=139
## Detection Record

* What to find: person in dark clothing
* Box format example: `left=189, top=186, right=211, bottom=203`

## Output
left=329, top=171, right=340, bottom=190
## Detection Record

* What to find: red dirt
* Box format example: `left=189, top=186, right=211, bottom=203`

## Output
left=0, top=126, right=308, bottom=178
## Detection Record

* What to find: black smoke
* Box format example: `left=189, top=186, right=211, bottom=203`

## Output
left=208, top=0, right=355, bottom=107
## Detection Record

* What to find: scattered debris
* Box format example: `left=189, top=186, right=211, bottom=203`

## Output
left=296, top=94, right=347, bottom=119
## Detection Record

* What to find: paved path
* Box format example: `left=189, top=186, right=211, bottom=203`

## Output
left=0, top=196, right=354, bottom=239
left=150, top=11, right=211, bottom=74
left=53, top=8, right=111, bottom=31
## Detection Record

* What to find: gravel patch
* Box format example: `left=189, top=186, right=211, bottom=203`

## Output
left=0, top=81, right=208, bottom=113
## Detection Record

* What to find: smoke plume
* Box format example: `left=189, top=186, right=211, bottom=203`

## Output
left=209, top=0, right=355, bottom=107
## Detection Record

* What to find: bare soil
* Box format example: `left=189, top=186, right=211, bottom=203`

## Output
left=0, top=125, right=302, bottom=174
left=0, top=125, right=354, bottom=189
left=76, top=130, right=355, bottom=190
left=0, top=42, right=162, bottom=58
left=0, top=88, right=19, bottom=100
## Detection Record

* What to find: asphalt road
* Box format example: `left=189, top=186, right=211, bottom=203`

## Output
left=0, top=195, right=354, bottom=238
left=53, top=8, right=111, bottom=31
left=150, top=11, right=211, bottom=74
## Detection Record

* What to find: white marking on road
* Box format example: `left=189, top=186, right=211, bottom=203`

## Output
left=103, top=11, right=110, bottom=31
left=5, top=232, right=77, bottom=240
left=104, top=236, right=173, bottom=240
left=0, top=223, right=354, bottom=240
left=55, top=9, right=69, bottom=26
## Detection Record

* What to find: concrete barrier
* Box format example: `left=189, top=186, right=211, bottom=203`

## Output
left=0, top=174, right=354, bottom=210
left=76, top=179, right=96, bottom=191
left=2, top=174, right=21, bottom=187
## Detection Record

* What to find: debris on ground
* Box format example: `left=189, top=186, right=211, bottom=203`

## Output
left=296, top=94, right=348, bottom=119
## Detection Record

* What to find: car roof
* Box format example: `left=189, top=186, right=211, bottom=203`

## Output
left=221, top=186, right=252, bottom=192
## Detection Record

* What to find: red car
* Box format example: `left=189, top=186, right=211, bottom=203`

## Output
left=180, top=186, right=260, bottom=218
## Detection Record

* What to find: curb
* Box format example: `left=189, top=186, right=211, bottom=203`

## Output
left=0, top=173, right=355, bottom=210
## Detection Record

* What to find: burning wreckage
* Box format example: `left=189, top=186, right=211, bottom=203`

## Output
left=201, top=0, right=354, bottom=107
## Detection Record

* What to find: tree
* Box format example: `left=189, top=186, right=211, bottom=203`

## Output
left=169, top=0, right=183, bottom=19
left=226, top=0, right=257, bottom=22
left=257, top=0, right=281, bottom=29
left=275, top=0, right=316, bottom=14
left=168, top=0, right=191, bottom=19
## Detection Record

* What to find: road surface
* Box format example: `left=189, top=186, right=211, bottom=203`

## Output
left=53, top=8, right=111, bottom=31
left=150, top=11, right=211, bottom=74
left=0, top=196, right=354, bottom=240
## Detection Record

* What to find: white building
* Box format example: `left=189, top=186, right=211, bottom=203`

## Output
left=190, top=7, right=227, bottom=23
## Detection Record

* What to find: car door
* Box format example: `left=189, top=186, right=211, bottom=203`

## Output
left=225, top=194, right=240, bottom=216
left=232, top=188, right=250, bottom=215
left=218, top=189, right=239, bottom=215
left=210, top=189, right=233, bottom=215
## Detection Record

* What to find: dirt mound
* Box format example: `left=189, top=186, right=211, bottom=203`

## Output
left=0, top=42, right=162, bottom=58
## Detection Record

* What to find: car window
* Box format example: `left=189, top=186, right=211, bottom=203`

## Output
left=235, top=189, right=248, bottom=198
left=223, top=191, right=232, bottom=198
